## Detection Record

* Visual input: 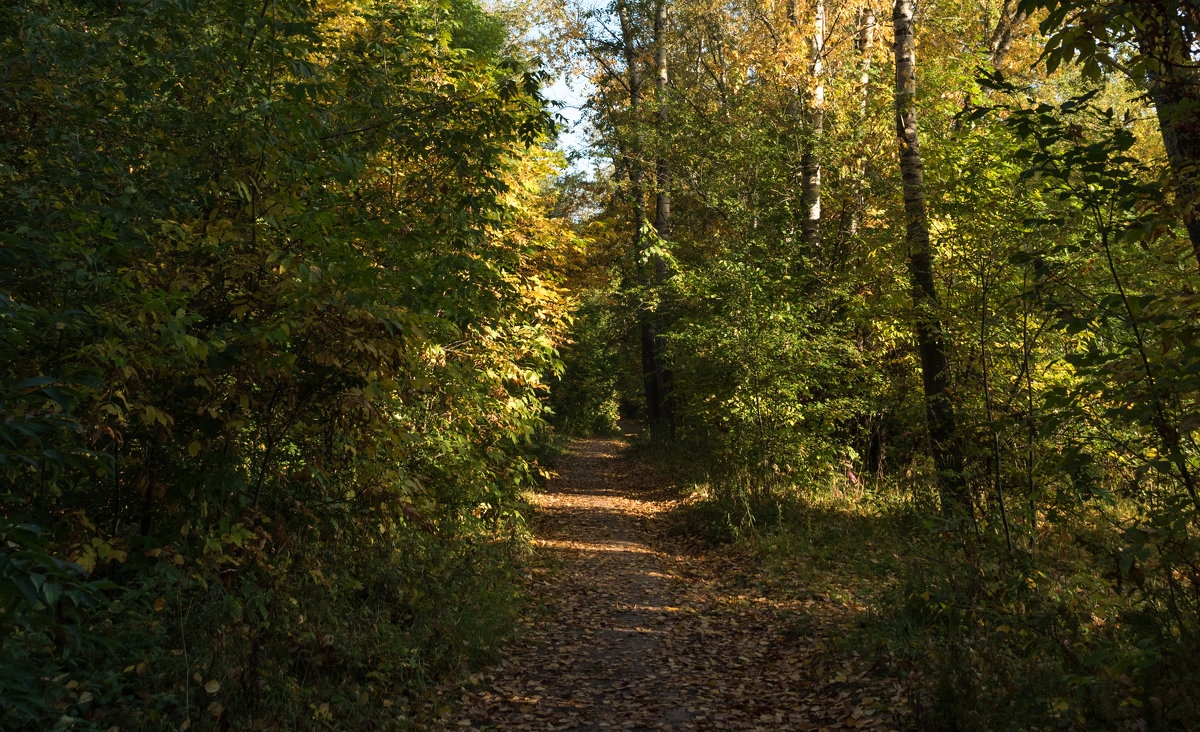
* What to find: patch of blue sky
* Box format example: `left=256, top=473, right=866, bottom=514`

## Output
left=544, top=71, right=597, bottom=177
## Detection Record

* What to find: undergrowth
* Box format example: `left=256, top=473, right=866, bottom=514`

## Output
left=678, top=469, right=1200, bottom=731
left=1, top=513, right=531, bottom=731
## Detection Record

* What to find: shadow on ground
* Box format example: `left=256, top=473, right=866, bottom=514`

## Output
left=450, top=426, right=910, bottom=731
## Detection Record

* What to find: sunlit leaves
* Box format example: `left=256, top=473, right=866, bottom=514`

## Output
left=0, top=0, right=572, bottom=725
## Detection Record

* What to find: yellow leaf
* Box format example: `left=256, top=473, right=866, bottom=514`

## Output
left=75, top=549, right=97, bottom=574
left=205, top=680, right=221, bottom=694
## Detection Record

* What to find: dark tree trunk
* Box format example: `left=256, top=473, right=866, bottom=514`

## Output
left=618, top=0, right=657, bottom=429
left=1136, top=2, right=1200, bottom=270
left=651, top=0, right=675, bottom=440
left=893, top=0, right=969, bottom=517
left=619, top=0, right=673, bottom=437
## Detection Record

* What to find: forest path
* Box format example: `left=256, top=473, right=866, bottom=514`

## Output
left=452, top=424, right=907, bottom=731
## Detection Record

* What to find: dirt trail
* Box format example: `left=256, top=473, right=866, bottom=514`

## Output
left=454, top=425, right=908, bottom=731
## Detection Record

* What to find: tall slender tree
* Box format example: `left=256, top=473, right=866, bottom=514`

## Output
left=650, top=0, right=675, bottom=438
left=800, top=0, right=826, bottom=249
left=893, top=0, right=968, bottom=515
left=616, top=0, right=673, bottom=437
left=847, top=5, right=876, bottom=239
left=787, top=0, right=826, bottom=248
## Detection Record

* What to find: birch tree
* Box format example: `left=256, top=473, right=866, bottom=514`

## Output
left=893, top=0, right=968, bottom=515
left=800, top=0, right=826, bottom=249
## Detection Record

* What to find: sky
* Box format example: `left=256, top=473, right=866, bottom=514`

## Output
left=544, top=71, right=598, bottom=177
left=489, top=0, right=604, bottom=177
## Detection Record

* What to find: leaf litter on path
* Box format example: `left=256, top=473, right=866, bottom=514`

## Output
left=450, top=429, right=910, bottom=731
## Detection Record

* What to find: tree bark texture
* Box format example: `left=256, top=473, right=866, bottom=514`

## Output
left=650, top=0, right=675, bottom=439
left=986, top=0, right=1026, bottom=69
left=799, top=0, right=825, bottom=249
left=848, top=5, right=875, bottom=238
left=617, top=0, right=663, bottom=431
left=1135, top=2, right=1200, bottom=270
left=893, top=0, right=969, bottom=515
left=619, top=0, right=673, bottom=438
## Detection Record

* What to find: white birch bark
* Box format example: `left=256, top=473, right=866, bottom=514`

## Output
left=799, top=0, right=825, bottom=248
left=848, top=5, right=875, bottom=238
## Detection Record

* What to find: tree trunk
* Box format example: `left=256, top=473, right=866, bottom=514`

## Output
left=651, top=0, right=675, bottom=439
left=954, top=2, right=1025, bottom=131
left=1136, top=3, right=1200, bottom=270
left=619, top=0, right=674, bottom=437
left=893, top=0, right=969, bottom=516
left=986, top=0, right=1026, bottom=69
left=617, top=0, right=662, bottom=430
left=848, top=5, right=875, bottom=238
left=653, top=0, right=670, bottom=250
left=617, top=0, right=645, bottom=245
left=799, top=0, right=825, bottom=249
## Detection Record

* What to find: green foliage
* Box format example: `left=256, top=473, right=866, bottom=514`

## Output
left=1021, top=0, right=1200, bottom=82
left=548, top=294, right=623, bottom=436
left=0, top=0, right=573, bottom=726
left=570, top=1, right=1200, bottom=726
left=842, top=79, right=1200, bottom=732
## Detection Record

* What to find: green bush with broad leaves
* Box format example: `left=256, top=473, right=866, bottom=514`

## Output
left=0, top=0, right=576, bottom=727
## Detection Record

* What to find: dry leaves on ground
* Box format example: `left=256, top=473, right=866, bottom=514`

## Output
left=449, top=428, right=911, bottom=731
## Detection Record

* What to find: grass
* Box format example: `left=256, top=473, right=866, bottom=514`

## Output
left=672, top=465, right=1200, bottom=731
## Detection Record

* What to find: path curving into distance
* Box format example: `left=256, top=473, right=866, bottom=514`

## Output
left=453, top=424, right=909, bottom=731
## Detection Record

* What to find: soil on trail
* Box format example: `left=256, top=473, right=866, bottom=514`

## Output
left=454, top=425, right=909, bottom=731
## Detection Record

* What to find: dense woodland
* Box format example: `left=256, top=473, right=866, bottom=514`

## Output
left=3, top=0, right=1200, bottom=728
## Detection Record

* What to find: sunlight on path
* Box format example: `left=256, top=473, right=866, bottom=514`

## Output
left=452, top=427, right=908, bottom=731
